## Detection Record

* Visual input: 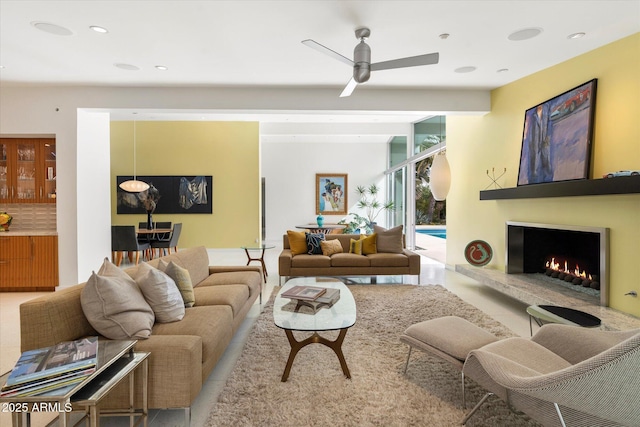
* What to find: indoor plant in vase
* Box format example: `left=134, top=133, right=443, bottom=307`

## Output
left=0, top=211, right=13, bottom=231
left=339, top=184, right=395, bottom=234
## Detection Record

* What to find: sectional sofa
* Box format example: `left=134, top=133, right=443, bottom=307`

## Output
left=19, top=246, right=262, bottom=415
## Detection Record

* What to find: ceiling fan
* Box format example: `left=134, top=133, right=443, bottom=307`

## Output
left=302, top=27, right=439, bottom=97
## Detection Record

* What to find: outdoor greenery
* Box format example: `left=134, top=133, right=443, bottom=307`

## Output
left=415, top=140, right=446, bottom=225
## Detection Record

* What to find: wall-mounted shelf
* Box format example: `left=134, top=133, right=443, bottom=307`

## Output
left=480, top=175, right=640, bottom=200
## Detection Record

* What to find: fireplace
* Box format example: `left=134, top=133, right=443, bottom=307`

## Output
left=506, top=221, right=609, bottom=306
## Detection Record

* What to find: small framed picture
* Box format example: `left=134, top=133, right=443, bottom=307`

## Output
left=316, top=173, right=348, bottom=215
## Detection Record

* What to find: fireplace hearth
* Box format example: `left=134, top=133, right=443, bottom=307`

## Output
left=506, top=221, right=609, bottom=306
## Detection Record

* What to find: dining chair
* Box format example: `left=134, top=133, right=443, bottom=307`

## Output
left=154, top=221, right=172, bottom=241
left=151, top=223, right=182, bottom=258
left=112, top=225, right=151, bottom=266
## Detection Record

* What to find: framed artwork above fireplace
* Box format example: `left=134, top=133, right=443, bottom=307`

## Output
left=517, top=79, right=597, bottom=186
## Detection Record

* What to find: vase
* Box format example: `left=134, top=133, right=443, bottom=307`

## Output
left=316, top=214, right=324, bottom=227
left=1, top=223, right=8, bottom=232
left=147, top=211, right=154, bottom=230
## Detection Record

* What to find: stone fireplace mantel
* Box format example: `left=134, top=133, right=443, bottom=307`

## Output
left=455, top=264, right=640, bottom=331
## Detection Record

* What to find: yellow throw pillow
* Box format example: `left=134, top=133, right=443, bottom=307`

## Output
left=320, top=239, right=343, bottom=256
left=361, top=233, right=378, bottom=255
left=287, top=230, right=308, bottom=256
left=349, top=238, right=363, bottom=255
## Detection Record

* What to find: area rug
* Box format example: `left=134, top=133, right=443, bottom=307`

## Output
left=205, top=285, right=540, bottom=427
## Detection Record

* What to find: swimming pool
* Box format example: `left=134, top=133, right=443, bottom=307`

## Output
left=416, top=228, right=447, bottom=239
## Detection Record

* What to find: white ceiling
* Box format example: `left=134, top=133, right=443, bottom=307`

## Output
left=1, top=0, right=638, bottom=124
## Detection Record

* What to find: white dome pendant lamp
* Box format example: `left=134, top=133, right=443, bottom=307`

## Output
left=429, top=115, right=451, bottom=201
left=119, top=121, right=150, bottom=193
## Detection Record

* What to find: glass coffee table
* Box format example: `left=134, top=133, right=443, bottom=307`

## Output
left=274, top=277, right=356, bottom=382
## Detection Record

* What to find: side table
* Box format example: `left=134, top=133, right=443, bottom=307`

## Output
left=241, top=244, right=274, bottom=284
left=526, top=304, right=602, bottom=336
left=0, top=340, right=149, bottom=427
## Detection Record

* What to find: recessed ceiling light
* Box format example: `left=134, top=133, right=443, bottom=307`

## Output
left=454, top=66, right=476, bottom=73
left=155, top=65, right=168, bottom=71
left=497, top=68, right=509, bottom=73
left=114, top=63, right=140, bottom=71
left=508, top=27, right=543, bottom=41
left=439, top=33, right=450, bottom=40
left=90, top=26, right=108, bottom=34
left=31, top=22, right=73, bottom=36
left=568, top=32, right=586, bottom=39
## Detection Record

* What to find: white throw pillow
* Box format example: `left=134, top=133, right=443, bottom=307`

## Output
left=81, top=258, right=155, bottom=339
left=134, top=262, right=185, bottom=323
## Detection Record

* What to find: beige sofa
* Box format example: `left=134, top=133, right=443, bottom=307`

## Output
left=278, top=233, right=421, bottom=283
left=19, top=246, right=262, bottom=413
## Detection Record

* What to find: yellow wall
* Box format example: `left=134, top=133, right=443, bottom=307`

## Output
left=447, top=33, right=640, bottom=316
left=110, top=121, right=260, bottom=248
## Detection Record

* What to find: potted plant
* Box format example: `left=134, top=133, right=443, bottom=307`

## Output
left=339, top=184, right=395, bottom=234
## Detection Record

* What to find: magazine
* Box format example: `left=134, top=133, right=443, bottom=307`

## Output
left=282, top=288, right=341, bottom=314
left=281, top=285, right=327, bottom=301
left=1, top=336, right=98, bottom=392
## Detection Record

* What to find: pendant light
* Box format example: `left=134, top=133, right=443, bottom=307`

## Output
left=429, top=115, right=451, bottom=201
left=119, top=121, right=149, bottom=193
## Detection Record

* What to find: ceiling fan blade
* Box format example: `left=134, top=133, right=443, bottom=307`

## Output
left=371, top=52, right=439, bottom=71
left=339, top=77, right=358, bottom=97
left=302, top=39, right=354, bottom=66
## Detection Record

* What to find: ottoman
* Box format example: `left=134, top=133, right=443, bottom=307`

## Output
left=399, top=316, right=499, bottom=408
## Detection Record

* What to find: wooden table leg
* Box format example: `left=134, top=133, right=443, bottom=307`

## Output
left=281, top=328, right=351, bottom=382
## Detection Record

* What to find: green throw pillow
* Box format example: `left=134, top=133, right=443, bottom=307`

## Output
left=164, top=260, right=196, bottom=307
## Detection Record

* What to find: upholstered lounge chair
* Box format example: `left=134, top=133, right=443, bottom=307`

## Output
left=463, top=324, right=640, bottom=426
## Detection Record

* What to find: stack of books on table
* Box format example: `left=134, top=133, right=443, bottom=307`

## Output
left=1, top=336, right=98, bottom=397
left=281, top=285, right=341, bottom=314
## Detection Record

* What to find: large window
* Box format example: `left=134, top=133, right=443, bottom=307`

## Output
left=413, top=116, right=446, bottom=155
left=385, top=116, right=447, bottom=249
left=388, top=136, right=407, bottom=168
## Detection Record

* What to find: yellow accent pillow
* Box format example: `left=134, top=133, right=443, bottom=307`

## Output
left=287, top=230, right=308, bottom=256
left=361, top=233, right=378, bottom=255
left=349, top=238, right=363, bottom=255
left=320, top=239, right=343, bottom=256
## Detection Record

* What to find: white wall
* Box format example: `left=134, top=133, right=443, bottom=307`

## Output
left=261, top=139, right=388, bottom=242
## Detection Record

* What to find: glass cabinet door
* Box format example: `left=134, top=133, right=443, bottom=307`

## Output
left=0, top=142, right=9, bottom=200
left=42, top=142, right=56, bottom=200
left=16, top=142, right=37, bottom=201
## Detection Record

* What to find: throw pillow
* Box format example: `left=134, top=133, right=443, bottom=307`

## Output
left=320, top=239, right=343, bottom=256
left=305, top=232, right=325, bottom=255
left=134, top=263, right=186, bottom=323
left=287, top=230, right=308, bottom=256
left=374, top=224, right=404, bottom=253
left=361, top=233, right=378, bottom=255
left=160, top=260, right=196, bottom=307
left=81, top=258, right=155, bottom=340
left=349, top=238, right=364, bottom=255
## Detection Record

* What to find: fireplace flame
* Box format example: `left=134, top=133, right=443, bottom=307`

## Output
left=545, top=257, right=592, bottom=280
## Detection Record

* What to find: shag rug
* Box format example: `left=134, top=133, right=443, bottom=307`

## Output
left=205, top=285, right=540, bottom=427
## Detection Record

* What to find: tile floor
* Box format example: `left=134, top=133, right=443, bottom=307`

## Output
left=0, top=241, right=531, bottom=427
